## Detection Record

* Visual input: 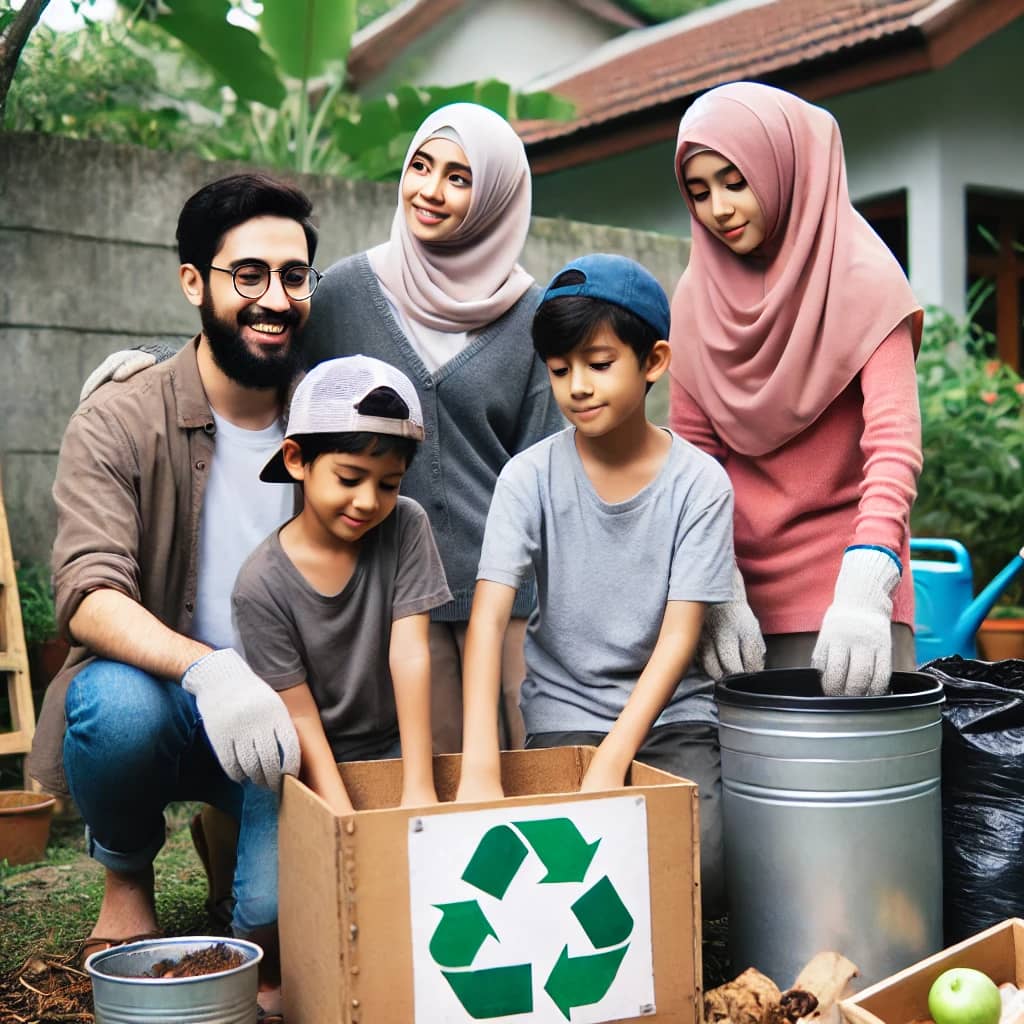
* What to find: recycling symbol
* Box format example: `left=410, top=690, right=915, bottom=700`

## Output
left=428, top=817, right=634, bottom=1020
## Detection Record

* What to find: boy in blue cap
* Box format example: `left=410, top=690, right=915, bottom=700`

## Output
left=456, top=254, right=735, bottom=916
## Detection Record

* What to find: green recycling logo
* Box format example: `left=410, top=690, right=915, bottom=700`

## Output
left=409, top=798, right=653, bottom=1024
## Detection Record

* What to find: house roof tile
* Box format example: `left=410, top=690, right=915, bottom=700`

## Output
left=517, top=0, right=1018, bottom=148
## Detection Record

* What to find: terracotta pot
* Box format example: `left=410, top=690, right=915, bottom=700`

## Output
left=28, top=637, right=70, bottom=689
left=0, top=790, right=56, bottom=866
left=976, top=618, right=1024, bottom=661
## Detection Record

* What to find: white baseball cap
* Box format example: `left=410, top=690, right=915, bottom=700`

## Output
left=260, top=355, right=424, bottom=483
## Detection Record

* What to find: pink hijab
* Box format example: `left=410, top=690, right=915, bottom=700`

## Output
left=369, top=103, right=534, bottom=334
left=669, top=82, right=922, bottom=457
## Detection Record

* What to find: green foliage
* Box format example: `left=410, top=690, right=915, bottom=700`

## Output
left=125, top=0, right=285, bottom=105
left=357, top=0, right=401, bottom=27
left=4, top=17, right=236, bottom=151
left=912, top=309, right=1024, bottom=607
left=15, top=563, right=56, bottom=648
left=5, top=0, right=573, bottom=179
left=989, top=604, right=1024, bottom=619
left=328, top=81, right=575, bottom=181
left=620, top=0, right=729, bottom=22
left=260, top=0, right=355, bottom=82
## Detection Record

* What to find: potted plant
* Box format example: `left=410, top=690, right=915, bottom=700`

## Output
left=15, top=563, right=67, bottom=691
left=912, top=307, right=1024, bottom=657
left=976, top=603, right=1024, bottom=661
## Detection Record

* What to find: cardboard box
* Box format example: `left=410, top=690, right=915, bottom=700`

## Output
left=279, top=746, right=702, bottom=1024
left=840, top=919, right=1024, bottom=1024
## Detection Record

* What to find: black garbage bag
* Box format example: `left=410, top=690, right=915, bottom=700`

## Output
left=921, top=655, right=1024, bottom=943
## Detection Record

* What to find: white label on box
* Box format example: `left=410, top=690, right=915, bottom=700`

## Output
left=408, top=796, right=654, bottom=1023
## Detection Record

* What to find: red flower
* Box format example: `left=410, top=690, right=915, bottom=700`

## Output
left=1016, top=382, right=1024, bottom=397
left=981, top=391, right=998, bottom=404
left=985, top=360, right=1001, bottom=377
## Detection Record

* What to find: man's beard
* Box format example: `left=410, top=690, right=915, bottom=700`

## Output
left=200, top=294, right=304, bottom=390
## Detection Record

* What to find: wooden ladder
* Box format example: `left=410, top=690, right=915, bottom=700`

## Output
left=0, top=465, right=36, bottom=757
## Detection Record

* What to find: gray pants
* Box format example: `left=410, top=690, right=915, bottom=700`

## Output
left=525, top=723, right=725, bottom=920
left=428, top=619, right=528, bottom=754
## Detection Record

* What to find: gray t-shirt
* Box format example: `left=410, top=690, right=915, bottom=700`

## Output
left=233, top=496, right=451, bottom=761
left=478, top=429, right=735, bottom=735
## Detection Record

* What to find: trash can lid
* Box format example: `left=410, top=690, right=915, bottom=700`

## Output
left=715, top=669, right=943, bottom=712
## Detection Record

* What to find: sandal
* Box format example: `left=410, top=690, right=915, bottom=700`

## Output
left=256, top=1010, right=284, bottom=1024
left=78, top=930, right=164, bottom=969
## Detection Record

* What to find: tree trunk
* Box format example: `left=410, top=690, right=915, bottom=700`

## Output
left=0, top=0, right=51, bottom=121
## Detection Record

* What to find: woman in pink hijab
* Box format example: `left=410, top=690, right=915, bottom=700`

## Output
left=669, top=82, right=923, bottom=696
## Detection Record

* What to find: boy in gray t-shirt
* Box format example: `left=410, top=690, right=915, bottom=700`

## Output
left=231, top=355, right=450, bottom=1004
left=457, top=255, right=734, bottom=916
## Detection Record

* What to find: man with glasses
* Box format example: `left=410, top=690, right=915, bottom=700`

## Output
left=28, top=173, right=319, bottom=1019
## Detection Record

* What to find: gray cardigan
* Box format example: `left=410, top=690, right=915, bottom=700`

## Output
left=303, top=252, right=564, bottom=621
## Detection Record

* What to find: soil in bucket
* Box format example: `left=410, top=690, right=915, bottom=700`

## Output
left=145, top=942, right=245, bottom=978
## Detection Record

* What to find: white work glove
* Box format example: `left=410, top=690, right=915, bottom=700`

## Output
left=697, top=564, right=766, bottom=680
left=812, top=547, right=901, bottom=697
left=79, top=343, right=177, bottom=402
left=182, top=649, right=300, bottom=792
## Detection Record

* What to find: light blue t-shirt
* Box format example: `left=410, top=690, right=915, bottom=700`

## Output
left=478, top=428, right=735, bottom=734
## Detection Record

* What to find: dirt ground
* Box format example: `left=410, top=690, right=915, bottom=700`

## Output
left=0, top=807, right=210, bottom=1024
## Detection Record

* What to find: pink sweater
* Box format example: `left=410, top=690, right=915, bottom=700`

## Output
left=669, top=324, right=922, bottom=635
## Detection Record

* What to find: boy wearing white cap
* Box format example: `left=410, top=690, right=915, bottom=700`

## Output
left=230, top=355, right=450, bottom=996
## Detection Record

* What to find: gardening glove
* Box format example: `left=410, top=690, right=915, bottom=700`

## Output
left=812, top=546, right=901, bottom=697
left=181, top=648, right=300, bottom=792
left=697, top=564, right=766, bottom=680
left=79, top=342, right=178, bottom=403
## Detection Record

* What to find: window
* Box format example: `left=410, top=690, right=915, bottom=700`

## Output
left=966, top=189, right=1024, bottom=371
left=857, top=190, right=909, bottom=276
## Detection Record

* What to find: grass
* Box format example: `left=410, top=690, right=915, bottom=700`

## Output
left=0, top=802, right=210, bottom=980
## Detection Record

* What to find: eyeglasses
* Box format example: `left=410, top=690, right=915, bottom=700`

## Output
left=209, top=261, right=321, bottom=301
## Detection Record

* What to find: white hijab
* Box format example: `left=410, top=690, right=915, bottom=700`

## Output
left=368, top=103, right=534, bottom=333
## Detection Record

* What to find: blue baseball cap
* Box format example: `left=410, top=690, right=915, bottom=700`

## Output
left=539, top=253, right=671, bottom=338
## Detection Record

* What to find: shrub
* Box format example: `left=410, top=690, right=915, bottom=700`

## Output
left=15, top=563, right=57, bottom=648
left=912, top=309, right=1024, bottom=609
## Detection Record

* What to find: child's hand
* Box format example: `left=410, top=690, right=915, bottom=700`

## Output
left=323, top=790, right=355, bottom=816
left=580, top=747, right=629, bottom=793
left=401, top=781, right=439, bottom=808
left=455, top=772, right=505, bottom=803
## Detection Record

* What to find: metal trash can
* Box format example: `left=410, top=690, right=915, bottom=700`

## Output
left=716, top=669, right=944, bottom=989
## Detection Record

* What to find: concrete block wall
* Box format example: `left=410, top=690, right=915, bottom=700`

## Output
left=0, top=132, right=689, bottom=566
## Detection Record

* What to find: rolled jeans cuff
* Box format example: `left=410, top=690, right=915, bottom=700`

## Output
left=84, top=822, right=165, bottom=874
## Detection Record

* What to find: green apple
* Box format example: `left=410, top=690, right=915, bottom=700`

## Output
left=928, top=968, right=1002, bottom=1024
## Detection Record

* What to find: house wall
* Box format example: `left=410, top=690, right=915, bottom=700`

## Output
left=360, top=0, right=624, bottom=96
left=532, top=17, right=1024, bottom=316
left=0, top=132, right=688, bottom=566
left=531, top=138, right=686, bottom=236
left=823, top=16, right=1024, bottom=316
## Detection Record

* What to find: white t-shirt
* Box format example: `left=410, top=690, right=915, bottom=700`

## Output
left=192, top=410, right=293, bottom=650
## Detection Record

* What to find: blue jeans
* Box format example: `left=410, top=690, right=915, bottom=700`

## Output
left=63, top=659, right=278, bottom=935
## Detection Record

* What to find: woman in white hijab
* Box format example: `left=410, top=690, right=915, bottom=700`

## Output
left=304, top=103, right=563, bottom=754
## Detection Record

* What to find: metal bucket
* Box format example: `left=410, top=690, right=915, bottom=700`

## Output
left=716, top=669, right=944, bottom=989
left=86, top=936, right=262, bottom=1023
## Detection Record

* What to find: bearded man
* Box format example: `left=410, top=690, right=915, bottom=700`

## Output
left=28, top=173, right=319, bottom=1018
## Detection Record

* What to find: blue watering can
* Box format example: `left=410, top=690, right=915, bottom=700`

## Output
left=910, top=538, right=1024, bottom=663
